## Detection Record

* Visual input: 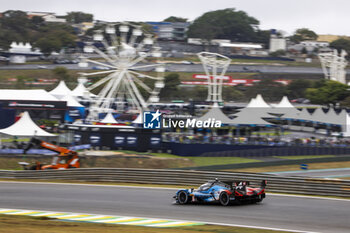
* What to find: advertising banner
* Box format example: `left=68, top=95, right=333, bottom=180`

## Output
left=126, top=135, right=138, bottom=147
left=89, top=133, right=101, bottom=146
left=114, top=135, right=125, bottom=146
left=65, top=106, right=85, bottom=123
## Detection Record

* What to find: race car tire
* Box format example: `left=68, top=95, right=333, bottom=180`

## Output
left=177, top=191, right=189, bottom=204
left=219, top=191, right=230, bottom=206
left=256, top=194, right=263, bottom=203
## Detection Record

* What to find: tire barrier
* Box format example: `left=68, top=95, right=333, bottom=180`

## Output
left=0, top=168, right=349, bottom=197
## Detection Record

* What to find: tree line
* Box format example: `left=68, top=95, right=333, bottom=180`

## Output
left=160, top=73, right=350, bottom=107
left=2, top=9, right=350, bottom=55
left=0, top=10, right=93, bottom=55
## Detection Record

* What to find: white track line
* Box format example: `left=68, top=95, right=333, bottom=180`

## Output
left=0, top=180, right=349, bottom=202
left=0, top=207, right=318, bottom=233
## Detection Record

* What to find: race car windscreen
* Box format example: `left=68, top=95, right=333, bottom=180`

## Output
left=198, top=183, right=211, bottom=191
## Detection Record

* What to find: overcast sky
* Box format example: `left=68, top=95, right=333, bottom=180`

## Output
left=1, top=0, right=349, bottom=36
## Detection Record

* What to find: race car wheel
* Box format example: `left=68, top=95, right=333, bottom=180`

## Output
left=256, top=194, right=263, bottom=203
left=177, top=191, right=189, bottom=204
left=219, top=191, right=230, bottom=206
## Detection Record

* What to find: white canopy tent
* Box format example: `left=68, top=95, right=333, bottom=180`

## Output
left=254, top=94, right=271, bottom=108
left=341, top=110, right=350, bottom=136
left=197, top=103, right=235, bottom=125
left=60, top=94, right=84, bottom=107
left=337, top=109, right=348, bottom=127
left=296, top=108, right=313, bottom=122
left=0, top=111, right=56, bottom=137
left=276, top=96, right=295, bottom=108
left=71, top=82, right=95, bottom=98
left=270, top=96, right=299, bottom=116
left=230, top=112, right=273, bottom=125
left=100, top=112, right=118, bottom=124
left=313, top=108, right=344, bottom=126
left=0, top=89, right=59, bottom=101
left=132, top=114, right=143, bottom=124
left=311, top=108, right=328, bottom=124
left=325, top=108, right=340, bottom=125
left=234, top=94, right=273, bottom=120
left=49, top=80, right=72, bottom=99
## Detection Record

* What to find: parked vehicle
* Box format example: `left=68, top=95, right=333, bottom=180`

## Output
left=18, top=138, right=80, bottom=170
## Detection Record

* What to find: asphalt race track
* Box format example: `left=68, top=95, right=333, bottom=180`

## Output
left=0, top=63, right=341, bottom=75
left=0, top=182, right=349, bottom=233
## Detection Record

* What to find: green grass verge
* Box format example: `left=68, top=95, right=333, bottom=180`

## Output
left=113, top=151, right=262, bottom=167
left=149, top=152, right=261, bottom=166
left=274, top=155, right=335, bottom=160
left=227, top=161, right=350, bottom=173
left=0, top=138, right=30, bottom=142
left=186, top=157, right=261, bottom=167
left=0, top=214, right=290, bottom=233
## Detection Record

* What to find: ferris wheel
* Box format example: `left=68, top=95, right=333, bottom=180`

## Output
left=78, top=22, right=165, bottom=121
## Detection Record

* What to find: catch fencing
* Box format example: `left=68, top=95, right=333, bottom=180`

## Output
left=0, top=168, right=349, bottom=197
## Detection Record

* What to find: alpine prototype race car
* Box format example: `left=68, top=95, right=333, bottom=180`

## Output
left=174, top=179, right=266, bottom=206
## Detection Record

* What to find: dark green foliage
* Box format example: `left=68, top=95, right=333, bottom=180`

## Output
left=160, top=73, right=181, bottom=100
left=287, top=79, right=312, bottom=99
left=0, top=10, right=77, bottom=54
left=245, top=79, right=288, bottom=102
left=330, top=38, right=350, bottom=54
left=290, top=28, right=318, bottom=43
left=163, top=16, right=187, bottom=22
left=270, top=49, right=286, bottom=57
left=222, top=87, right=244, bottom=101
left=66, top=11, right=93, bottom=24
left=187, top=8, right=259, bottom=44
left=52, top=67, right=71, bottom=83
left=306, top=80, right=350, bottom=105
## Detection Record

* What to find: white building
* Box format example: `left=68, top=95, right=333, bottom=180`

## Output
left=26, top=11, right=66, bottom=23
left=300, top=41, right=329, bottom=48
left=269, top=35, right=287, bottom=53
left=8, top=42, right=41, bottom=64
left=42, top=14, right=66, bottom=23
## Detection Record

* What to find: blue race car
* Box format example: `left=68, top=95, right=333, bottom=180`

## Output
left=174, top=179, right=266, bottom=206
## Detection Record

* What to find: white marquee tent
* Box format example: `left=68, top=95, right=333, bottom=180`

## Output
left=197, top=103, right=235, bottom=125
left=233, top=94, right=273, bottom=122
left=132, top=114, right=143, bottom=124
left=100, top=112, right=118, bottom=124
left=60, top=94, right=84, bottom=107
left=275, top=96, right=295, bottom=108
left=270, top=96, right=299, bottom=116
left=0, top=89, right=59, bottom=101
left=71, top=82, right=95, bottom=97
left=49, top=80, right=71, bottom=99
left=0, top=111, right=56, bottom=137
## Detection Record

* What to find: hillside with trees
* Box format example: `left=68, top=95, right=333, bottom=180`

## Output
left=0, top=10, right=77, bottom=54
left=187, top=8, right=270, bottom=47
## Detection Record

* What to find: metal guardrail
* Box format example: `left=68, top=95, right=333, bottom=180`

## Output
left=0, top=168, right=349, bottom=197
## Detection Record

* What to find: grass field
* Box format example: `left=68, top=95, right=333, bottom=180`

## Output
left=185, top=157, right=260, bottom=167
left=0, top=214, right=288, bottom=233
left=227, top=161, right=350, bottom=173
left=0, top=69, right=82, bottom=80
left=273, top=155, right=335, bottom=160
left=0, top=152, right=261, bottom=170
left=149, top=56, right=324, bottom=67
left=0, top=69, right=256, bottom=82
